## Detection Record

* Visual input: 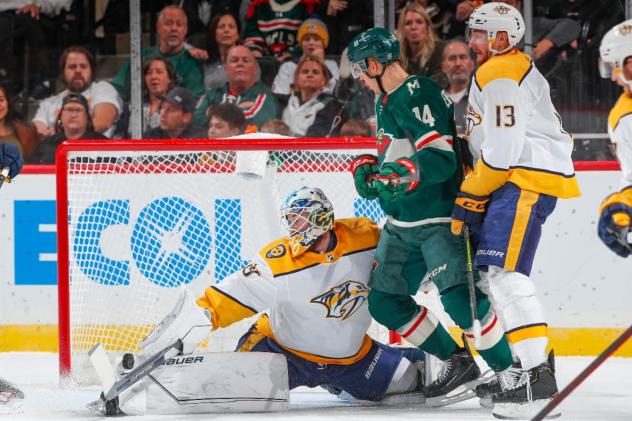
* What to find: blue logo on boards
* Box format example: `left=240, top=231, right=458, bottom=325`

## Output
left=12, top=198, right=385, bottom=286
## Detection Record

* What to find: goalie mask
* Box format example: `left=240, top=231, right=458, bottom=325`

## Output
left=599, top=20, right=632, bottom=88
left=466, top=2, right=525, bottom=55
left=280, top=187, right=334, bottom=256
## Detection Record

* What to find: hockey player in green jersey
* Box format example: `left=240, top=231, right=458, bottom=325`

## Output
left=347, top=28, right=514, bottom=406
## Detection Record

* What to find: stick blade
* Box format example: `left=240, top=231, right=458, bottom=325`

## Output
left=88, top=343, right=118, bottom=393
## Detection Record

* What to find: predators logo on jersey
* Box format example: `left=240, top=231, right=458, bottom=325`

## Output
left=266, top=245, right=286, bottom=259
left=310, top=281, right=370, bottom=321
left=464, top=104, right=482, bottom=137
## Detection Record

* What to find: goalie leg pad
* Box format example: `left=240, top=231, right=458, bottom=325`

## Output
left=141, top=287, right=211, bottom=356
left=117, top=352, right=289, bottom=415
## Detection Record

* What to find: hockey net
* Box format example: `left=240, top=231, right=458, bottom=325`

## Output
left=56, top=136, right=394, bottom=385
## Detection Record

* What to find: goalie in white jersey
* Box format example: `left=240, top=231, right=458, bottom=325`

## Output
left=451, top=2, right=581, bottom=419
left=597, top=20, right=632, bottom=257
left=109, top=187, right=427, bottom=416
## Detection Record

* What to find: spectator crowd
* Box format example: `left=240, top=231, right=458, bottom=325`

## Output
left=0, top=0, right=625, bottom=164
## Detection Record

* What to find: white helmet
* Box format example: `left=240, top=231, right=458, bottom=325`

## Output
left=467, top=2, right=525, bottom=54
left=280, top=187, right=334, bottom=256
left=599, top=20, right=632, bottom=86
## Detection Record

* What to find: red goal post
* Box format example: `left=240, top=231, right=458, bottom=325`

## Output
left=56, top=136, right=401, bottom=385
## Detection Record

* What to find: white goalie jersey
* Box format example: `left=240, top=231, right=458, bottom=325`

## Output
left=608, top=93, right=632, bottom=189
left=197, top=217, right=379, bottom=364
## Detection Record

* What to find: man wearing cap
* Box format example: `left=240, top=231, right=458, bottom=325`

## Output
left=272, top=18, right=340, bottom=97
left=193, top=45, right=279, bottom=129
left=144, top=87, right=207, bottom=139
left=111, top=5, right=204, bottom=102
left=30, top=93, right=108, bottom=164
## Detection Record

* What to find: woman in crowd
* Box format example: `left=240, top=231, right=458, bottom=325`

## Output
left=30, top=93, right=106, bottom=164
left=397, top=2, right=447, bottom=87
left=282, top=55, right=346, bottom=137
left=143, top=58, right=177, bottom=132
left=204, top=12, right=241, bottom=90
left=0, top=84, right=38, bottom=159
left=272, top=18, right=339, bottom=98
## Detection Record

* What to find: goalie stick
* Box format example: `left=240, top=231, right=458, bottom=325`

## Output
left=531, top=324, right=632, bottom=421
left=90, top=339, right=183, bottom=404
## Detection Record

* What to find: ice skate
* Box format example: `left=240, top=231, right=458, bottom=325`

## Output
left=423, top=346, right=482, bottom=407
left=0, top=377, right=24, bottom=413
left=492, top=353, right=560, bottom=420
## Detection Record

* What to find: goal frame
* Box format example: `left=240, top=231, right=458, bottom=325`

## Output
left=56, top=137, right=376, bottom=379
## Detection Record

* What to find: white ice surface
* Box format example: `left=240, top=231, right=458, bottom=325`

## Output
left=0, top=353, right=630, bottom=420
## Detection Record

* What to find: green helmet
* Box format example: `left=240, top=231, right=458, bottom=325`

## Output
left=347, top=28, right=400, bottom=78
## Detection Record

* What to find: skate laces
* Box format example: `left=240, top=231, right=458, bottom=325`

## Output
left=498, top=366, right=526, bottom=392
left=434, top=358, right=453, bottom=384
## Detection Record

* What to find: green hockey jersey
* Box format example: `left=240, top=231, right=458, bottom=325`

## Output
left=244, top=0, right=322, bottom=56
left=375, top=75, right=459, bottom=223
left=193, top=81, right=279, bottom=128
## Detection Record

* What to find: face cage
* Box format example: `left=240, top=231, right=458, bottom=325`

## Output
left=281, top=203, right=328, bottom=247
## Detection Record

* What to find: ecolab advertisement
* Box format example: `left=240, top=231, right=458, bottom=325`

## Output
left=0, top=167, right=630, bottom=355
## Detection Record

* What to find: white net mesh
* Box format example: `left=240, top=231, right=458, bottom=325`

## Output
left=60, top=141, right=392, bottom=385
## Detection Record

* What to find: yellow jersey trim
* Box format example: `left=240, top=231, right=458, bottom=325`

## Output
left=474, top=49, right=533, bottom=90
left=260, top=217, right=379, bottom=278
left=608, top=93, right=632, bottom=132
left=250, top=314, right=374, bottom=365
left=197, top=286, right=257, bottom=330
left=462, top=157, right=581, bottom=198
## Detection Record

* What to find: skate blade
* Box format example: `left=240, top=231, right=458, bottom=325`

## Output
left=426, top=375, right=491, bottom=408
left=479, top=396, right=492, bottom=409
left=86, top=398, right=106, bottom=415
left=493, top=399, right=561, bottom=419
left=380, top=392, right=426, bottom=406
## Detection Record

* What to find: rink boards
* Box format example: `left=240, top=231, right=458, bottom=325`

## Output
left=0, top=165, right=630, bottom=356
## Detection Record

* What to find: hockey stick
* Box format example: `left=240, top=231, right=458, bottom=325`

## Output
left=90, top=339, right=183, bottom=402
left=531, top=324, right=632, bottom=421
left=0, top=167, right=10, bottom=189
left=463, top=225, right=482, bottom=348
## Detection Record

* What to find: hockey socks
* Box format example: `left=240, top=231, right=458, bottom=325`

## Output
left=396, top=307, right=456, bottom=361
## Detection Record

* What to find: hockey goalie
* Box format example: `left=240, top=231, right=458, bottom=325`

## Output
left=91, top=187, right=429, bottom=416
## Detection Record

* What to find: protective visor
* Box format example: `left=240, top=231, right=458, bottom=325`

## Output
left=598, top=58, right=615, bottom=79
left=350, top=60, right=368, bottom=79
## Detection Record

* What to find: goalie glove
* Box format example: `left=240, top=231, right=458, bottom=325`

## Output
left=375, top=159, right=420, bottom=201
left=0, top=142, right=24, bottom=180
left=451, top=192, right=489, bottom=235
left=350, top=154, right=380, bottom=200
left=598, top=189, right=632, bottom=257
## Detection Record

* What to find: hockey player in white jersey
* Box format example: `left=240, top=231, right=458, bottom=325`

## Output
left=100, top=187, right=428, bottom=415
left=597, top=20, right=632, bottom=257
left=453, top=2, right=581, bottom=419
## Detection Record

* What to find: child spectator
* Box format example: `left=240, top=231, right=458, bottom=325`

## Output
left=207, top=103, right=246, bottom=138
left=340, top=118, right=371, bottom=137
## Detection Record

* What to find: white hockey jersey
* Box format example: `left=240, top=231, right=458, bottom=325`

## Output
left=462, top=49, right=580, bottom=198
left=608, top=93, right=632, bottom=189
left=197, top=217, right=379, bottom=365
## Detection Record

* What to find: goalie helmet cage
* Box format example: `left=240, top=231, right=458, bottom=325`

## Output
left=56, top=137, right=398, bottom=385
